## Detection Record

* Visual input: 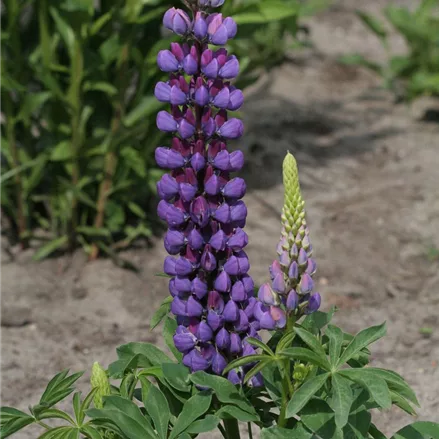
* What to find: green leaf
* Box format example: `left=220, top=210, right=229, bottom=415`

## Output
left=294, top=327, right=331, bottom=367
left=366, top=368, right=419, bottom=407
left=302, top=308, right=336, bottom=333
left=244, top=359, right=273, bottom=384
left=189, top=371, right=257, bottom=416
left=338, top=370, right=392, bottom=409
left=37, top=409, right=75, bottom=425
left=37, top=426, right=79, bottom=439
left=162, top=363, right=190, bottom=393
left=50, top=141, right=73, bottom=162
left=168, top=391, right=212, bottom=439
left=150, top=297, right=172, bottom=330
left=215, top=405, right=259, bottom=422
left=286, top=372, right=330, bottom=417
left=76, top=227, right=111, bottom=238
left=339, top=54, right=382, bottom=74
left=127, top=202, right=146, bottom=219
left=123, top=97, right=163, bottom=128
left=0, top=407, right=35, bottom=438
left=39, top=370, right=83, bottom=408
left=330, top=374, right=354, bottom=429
left=163, top=316, right=182, bottom=361
left=185, top=415, right=219, bottom=434
left=80, top=425, right=103, bottom=439
left=83, top=81, right=117, bottom=96
left=356, top=10, right=388, bottom=40
left=87, top=396, right=157, bottom=439
left=326, top=325, right=343, bottom=366
left=245, top=337, right=275, bottom=356
left=369, top=423, right=388, bottom=439
left=261, top=364, right=282, bottom=406
left=33, top=236, right=69, bottom=261
left=261, top=424, right=313, bottom=439
left=120, top=147, right=146, bottom=178
left=144, top=386, right=169, bottom=439
left=391, top=421, right=439, bottom=439
left=276, top=330, right=296, bottom=353
left=280, top=347, right=332, bottom=371
left=49, top=7, right=75, bottom=59
left=300, top=399, right=342, bottom=439
left=390, top=391, right=417, bottom=416
left=223, top=355, right=269, bottom=374
left=116, top=342, right=172, bottom=368
left=336, top=322, right=386, bottom=367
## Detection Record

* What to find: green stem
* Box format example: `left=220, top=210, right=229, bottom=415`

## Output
left=67, top=36, right=84, bottom=251
left=218, top=422, right=228, bottom=439
left=223, top=418, right=240, bottom=439
left=89, top=42, right=129, bottom=260
left=278, top=369, right=290, bottom=428
left=247, top=422, right=253, bottom=439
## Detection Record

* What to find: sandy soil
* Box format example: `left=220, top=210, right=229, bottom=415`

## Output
left=2, top=0, right=438, bottom=437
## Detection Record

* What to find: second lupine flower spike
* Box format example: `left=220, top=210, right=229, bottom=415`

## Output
left=155, top=0, right=263, bottom=387
left=257, top=152, right=321, bottom=329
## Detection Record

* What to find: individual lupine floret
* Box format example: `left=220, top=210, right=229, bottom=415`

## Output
left=256, top=152, right=321, bottom=330
left=155, top=0, right=261, bottom=384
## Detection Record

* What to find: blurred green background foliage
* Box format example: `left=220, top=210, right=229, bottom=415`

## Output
left=342, top=0, right=439, bottom=101
left=1, top=0, right=328, bottom=263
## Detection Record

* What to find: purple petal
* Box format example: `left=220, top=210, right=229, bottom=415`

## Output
left=305, top=293, right=321, bottom=314
left=187, top=296, right=204, bottom=317
left=231, top=281, right=246, bottom=302
left=191, top=152, right=206, bottom=172
left=183, top=54, right=199, bottom=75
left=207, top=310, right=224, bottom=331
left=212, top=87, right=230, bottom=109
left=192, top=276, right=208, bottom=299
left=211, top=25, right=229, bottom=45
left=194, top=14, right=208, bottom=39
left=299, top=273, right=314, bottom=295
left=229, top=333, right=242, bottom=355
left=195, top=85, right=209, bottom=106
left=286, top=289, right=299, bottom=310
left=205, top=174, right=221, bottom=196
left=219, top=57, right=239, bottom=79
left=154, top=82, right=171, bottom=102
left=210, top=229, right=227, bottom=251
left=227, top=228, right=248, bottom=251
left=174, top=276, right=192, bottom=293
left=223, top=299, right=239, bottom=322
left=164, top=256, right=177, bottom=276
left=170, top=85, right=187, bottom=105
left=223, top=17, right=237, bottom=38
left=213, top=150, right=230, bottom=170
left=229, top=150, right=244, bottom=171
left=223, top=177, right=246, bottom=199
left=218, top=118, right=244, bottom=139
left=190, top=196, right=210, bottom=227
left=157, top=111, right=178, bottom=132
left=228, top=89, right=244, bottom=110
left=211, top=352, right=227, bottom=375
left=187, top=229, right=204, bottom=250
left=196, top=321, right=213, bottom=342
left=215, top=328, right=231, bottom=350
left=157, top=50, right=179, bottom=72
left=258, top=283, right=278, bottom=306
left=171, top=297, right=187, bottom=316
left=214, top=270, right=231, bottom=293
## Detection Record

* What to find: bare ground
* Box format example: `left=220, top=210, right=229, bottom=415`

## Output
left=2, top=0, right=439, bottom=437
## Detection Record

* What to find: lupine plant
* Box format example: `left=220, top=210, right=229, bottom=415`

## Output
left=2, top=1, right=439, bottom=439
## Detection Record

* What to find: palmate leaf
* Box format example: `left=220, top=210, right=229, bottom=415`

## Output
left=163, top=316, right=183, bottom=361
left=280, top=347, right=331, bottom=371
left=223, top=354, right=269, bottom=374
left=329, top=374, right=354, bottom=429
left=336, top=322, right=386, bottom=367
left=189, top=371, right=257, bottom=416
left=286, top=372, right=330, bottom=417
left=150, top=296, right=172, bottom=330
left=391, top=421, right=439, bottom=439
left=185, top=415, right=220, bottom=434
left=87, top=396, right=157, bottom=439
left=294, top=327, right=331, bottom=369
left=245, top=337, right=275, bottom=356
left=168, top=391, right=212, bottom=439
left=261, top=424, right=313, bottom=439
left=325, top=325, right=343, bottom=366
left=144, top=385, right=170, bottom=439
left=161, top=363, right=190, bottom=393
left=0, top=407, right=35, bottom=438
left=37, top=370, right=84, bottom=410
left=38, top=426, right=80, bottom=439
left=215, top=405, right=259, bottom=422
left=338, top=369, right=392, bottom=410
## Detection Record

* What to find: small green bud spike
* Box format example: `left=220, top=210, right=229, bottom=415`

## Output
left=282, top=152, right=306, bottom=232
left=90, top=362, right=111, bottom=409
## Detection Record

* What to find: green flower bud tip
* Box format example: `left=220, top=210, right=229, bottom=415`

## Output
left=282, top=152, right=305, bottom=230
left=91, top=362, right=111, bottom=409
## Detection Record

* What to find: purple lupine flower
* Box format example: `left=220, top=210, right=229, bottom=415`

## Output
left=155, top=0, right=261, bottom=385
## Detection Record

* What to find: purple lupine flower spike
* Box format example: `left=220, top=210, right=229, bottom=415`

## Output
left=155, top=0, right=261, bottom=385
left=255, top=152, right=321, bottom=330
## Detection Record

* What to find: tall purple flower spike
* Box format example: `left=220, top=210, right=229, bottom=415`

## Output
left=155, top=0, right=261, bottom=386
left=256, top=152, right=321, bottom=329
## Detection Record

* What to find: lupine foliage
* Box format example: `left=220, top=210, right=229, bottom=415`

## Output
left=341, top=0, right=439, bottom=101
left=1, top=0, right=324, bottom=262
left=2, top=1, right=439, bottom=439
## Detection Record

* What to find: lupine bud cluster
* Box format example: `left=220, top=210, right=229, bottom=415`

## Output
left=155, top=0, right=262, bottom=386
left=256, top=152, right=321, bottom=329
